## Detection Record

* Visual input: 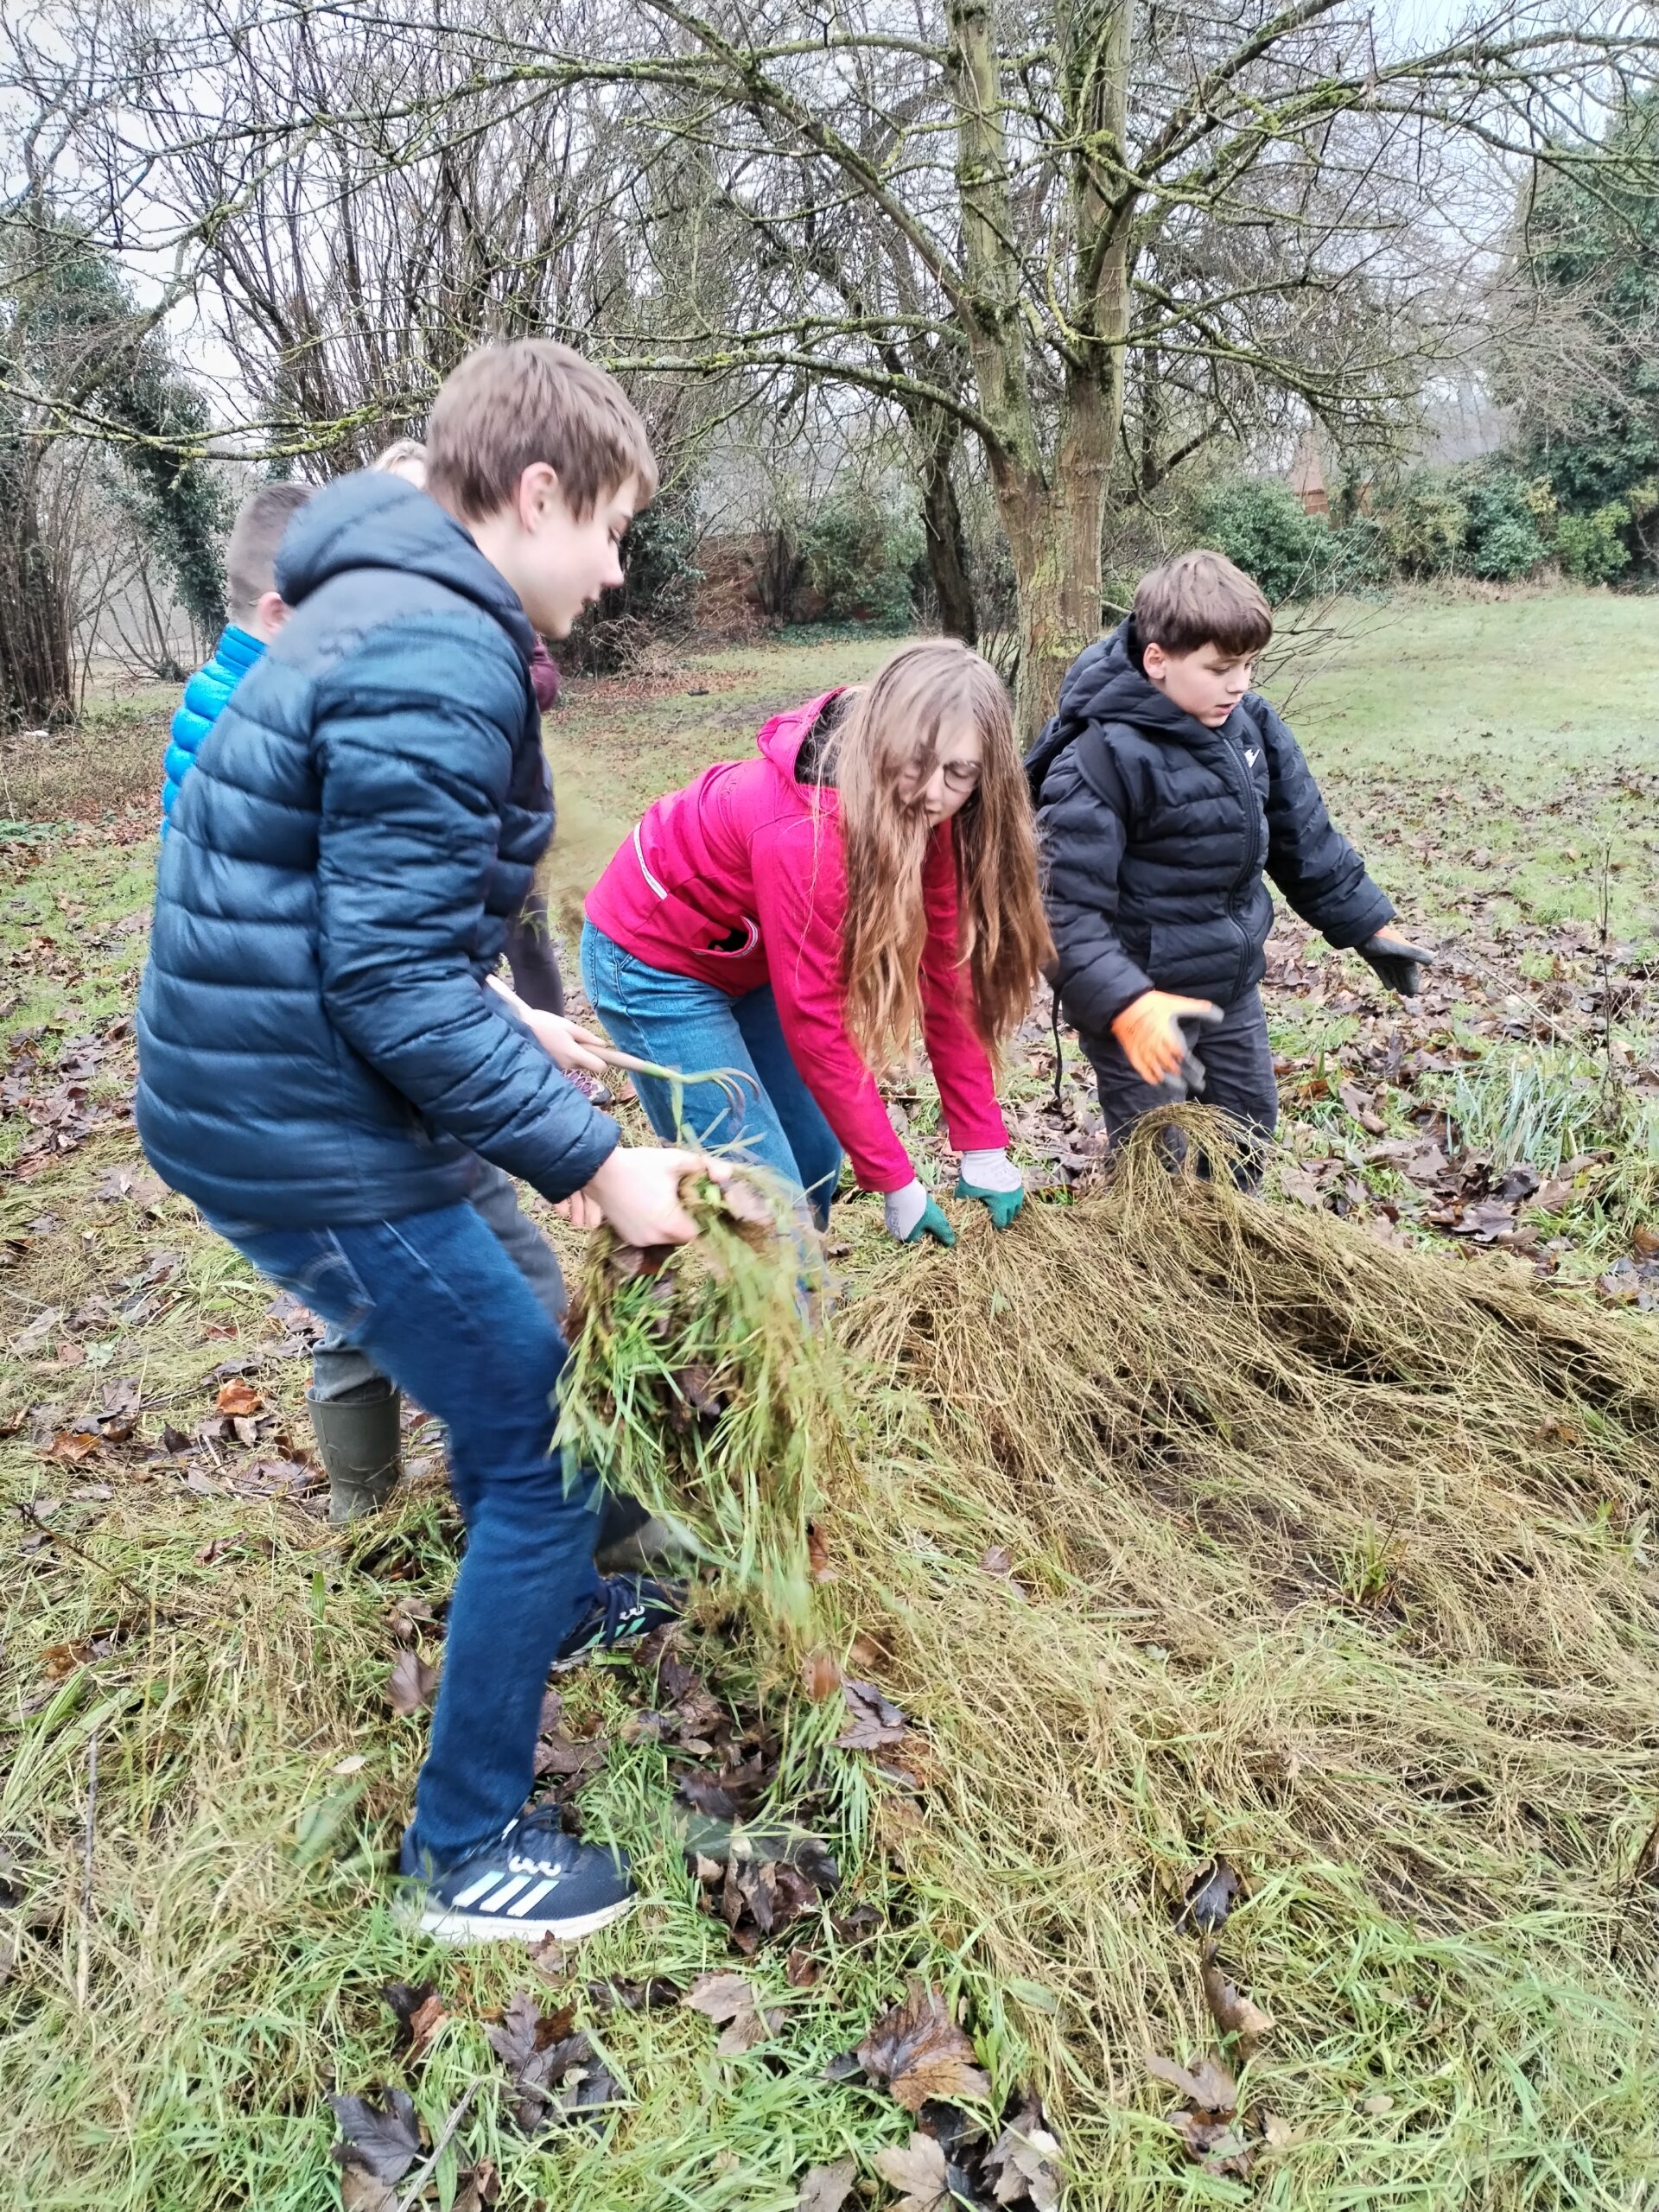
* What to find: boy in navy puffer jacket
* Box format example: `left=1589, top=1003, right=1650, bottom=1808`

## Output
left=1027, top=551, right=1433, bottom=1175
left=161, top=483, right=315, bottom=826
left=137, top=341, right=720, bottom=1946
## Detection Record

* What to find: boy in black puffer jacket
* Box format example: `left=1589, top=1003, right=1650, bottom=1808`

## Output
left=1027, top=550, right=1431, bottom=1175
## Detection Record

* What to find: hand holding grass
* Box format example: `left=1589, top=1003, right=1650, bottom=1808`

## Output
left=563, top=1147, right=728, bottom=1243
left=884, top=1179, right=957, bottom=1246
left=1112, top=990, right=1223, bottom=1085
left=954, top=1147, right=1025, bottom=1229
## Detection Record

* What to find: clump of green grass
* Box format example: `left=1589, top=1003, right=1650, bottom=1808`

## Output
left=557, top=1170, right=836, bottom=1639
left=1446, top=1045, right=1624, bottom=1170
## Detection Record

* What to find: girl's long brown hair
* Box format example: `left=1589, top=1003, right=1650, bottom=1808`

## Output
left=824, top=638, right=1052, bottom=1072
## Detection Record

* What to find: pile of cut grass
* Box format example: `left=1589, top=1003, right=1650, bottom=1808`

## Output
left=819, top=1111, right=1659, bottom=2199
left=9, top=1108, right=1659, bottom=2209
left=562, top=1109, right=1659, bottom=2198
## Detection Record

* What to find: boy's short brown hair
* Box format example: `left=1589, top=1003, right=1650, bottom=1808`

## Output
left=1134, top=550, right=1273, bottom=658
left=425, top=340, right=658, bottom=524
left=226, top=482, right=315, bottom=621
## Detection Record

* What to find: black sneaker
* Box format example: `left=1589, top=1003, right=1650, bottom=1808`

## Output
left=554, top=1573, right=683, bottom=1669
left=397, top=1807, right=634, bottom=1944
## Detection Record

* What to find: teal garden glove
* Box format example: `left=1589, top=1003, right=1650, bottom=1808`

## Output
left=883, top=1179, right=957, bottom=1247
left=954, top=1147, right=1025, bottom=1229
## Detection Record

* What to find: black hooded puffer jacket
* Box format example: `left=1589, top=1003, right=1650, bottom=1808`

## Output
left=1025, top=622, right=1393, bottom=1040
left=136, top=471, right=620, bottom=1227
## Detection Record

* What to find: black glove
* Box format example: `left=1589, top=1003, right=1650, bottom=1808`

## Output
left=1357, top=933, right=1434, bottom=996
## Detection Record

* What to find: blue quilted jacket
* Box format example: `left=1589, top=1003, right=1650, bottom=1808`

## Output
left=136, top=471, right=620, bottom=1227
left=162, top=625, right=266, bottom=824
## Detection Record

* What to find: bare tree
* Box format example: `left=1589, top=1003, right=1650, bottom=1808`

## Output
left=10, top=0, right=1656, bottom=728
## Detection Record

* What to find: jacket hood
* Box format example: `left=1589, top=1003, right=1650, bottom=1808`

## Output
left=1026, top=620, right=1247, bottom=793
left=756, top=690, right=842, bottom=781
left=275, top=474, right=536, bottom=664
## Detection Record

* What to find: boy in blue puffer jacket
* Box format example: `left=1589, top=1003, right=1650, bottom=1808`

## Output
left=137, top=340, right=721, bottom=1946
left=159, top=452, right=647, bottom=1549
left=1027, top=551, right=1433, bottom=1177
left=161, top=482, right=315, bottom=825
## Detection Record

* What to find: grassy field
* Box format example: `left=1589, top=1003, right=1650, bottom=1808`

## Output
left=2, top=592, right=1657, bottom=2212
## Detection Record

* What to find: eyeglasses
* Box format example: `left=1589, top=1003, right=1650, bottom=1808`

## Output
left=939, top=759, right=982, bottom=794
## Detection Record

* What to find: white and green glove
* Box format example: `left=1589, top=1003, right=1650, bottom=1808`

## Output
left=953, top=1147, right=1025, bottom=1230
left=883, top=1178, right=957, bottom=1247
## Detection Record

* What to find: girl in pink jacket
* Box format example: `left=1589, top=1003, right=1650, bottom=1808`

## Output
left=582, top=638, right=1052, bottom=1242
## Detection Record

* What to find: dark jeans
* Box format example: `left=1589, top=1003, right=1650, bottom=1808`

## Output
left=1084, top=985, right=1279, bottom=1185
left=209, top=1200, right=601, bottom=1872
left=580, top=920, right=843, bottom=1228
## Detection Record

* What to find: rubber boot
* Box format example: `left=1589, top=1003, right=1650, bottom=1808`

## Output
left=594, top=1489, right=685, bottom=1575
left=308, top=1381, right=403, bottom=1527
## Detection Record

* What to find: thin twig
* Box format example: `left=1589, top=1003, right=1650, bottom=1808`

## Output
left=392, top=2082, right=480, bottom=2212
left=10, top=1496, right=153, bottom=1611
left=76, top=1729, right=99, bottom=2009
left=1596, top=842, right=1619, bottom=1129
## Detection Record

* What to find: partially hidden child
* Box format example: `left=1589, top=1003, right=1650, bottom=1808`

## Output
left=137, top=340, right=718, bottom=1944
left=1027, top=550, right=1432, bottom=1173
left=582, top=638, right=1053, bottom=1245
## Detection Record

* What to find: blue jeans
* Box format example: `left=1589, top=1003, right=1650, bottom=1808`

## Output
left=581, top=922, right=843, bottom=1228
left=311, top=1158, right=567, bottom=1401
left=208, top=1200, right=601, bottom=1872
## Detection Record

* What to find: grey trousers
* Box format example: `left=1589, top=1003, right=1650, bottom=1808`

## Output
left=311, top=1160, right=566, bottom=1401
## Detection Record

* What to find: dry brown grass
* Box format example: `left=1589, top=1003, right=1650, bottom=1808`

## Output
left=816, top=1111, right=1659, bottom=2195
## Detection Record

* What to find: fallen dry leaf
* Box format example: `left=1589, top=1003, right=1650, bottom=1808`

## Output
left=386, top=1649, right=438, bottom=1715
left=527, top=1933, right=569, bottom=1984
left=873, top=2133, right=950, bottom=2212
left=1178, top=1856, right=1241, bottom=1932
left=835, top=1678, right=910, bottom=1754
left=214, top=1378, right=264, bottom=1418
left=45, top=1430, right=99, bottom=1464
left=1145, top=2050, right=1238, bottom=2113
left=328, top=2088, right=423, bottom=2190
left=984, top=2099, right=1065, bottom=2210
left=453, top=2158, right=500, bottom=2212
left=796, top=2157, right=857, bottom=2212
left=1200, top=1942, right=1274, bottom=2050
left=381, top=1979, right=449, bottom=2059
left=338, top=2169, right=396, bottom=2212
left=683, top=1970, right=783, bottom=2055
left=1173, top=2110, right=1254, bottom=2178
left=856, top=1979, right=992, bottom=2112
left=484, top=1987, right=617, bottom=2134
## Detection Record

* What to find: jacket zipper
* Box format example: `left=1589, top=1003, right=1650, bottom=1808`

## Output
left=1213, top=719, right=1266, bottom=1006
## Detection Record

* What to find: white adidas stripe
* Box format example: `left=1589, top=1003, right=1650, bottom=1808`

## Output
left=508, top=1878, right=557, bottom=1916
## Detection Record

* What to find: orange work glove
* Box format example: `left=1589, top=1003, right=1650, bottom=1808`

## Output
left=1110, top=990, right=1221, bottom=1086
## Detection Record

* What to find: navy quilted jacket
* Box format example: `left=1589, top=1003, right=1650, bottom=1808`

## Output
left=136, top=472, right=620, bottom=1226
left=1026, top=621, right=1393, bottom=1039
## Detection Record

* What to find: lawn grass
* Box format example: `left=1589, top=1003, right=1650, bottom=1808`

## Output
left=2, top=594, right=1657, bottom=2212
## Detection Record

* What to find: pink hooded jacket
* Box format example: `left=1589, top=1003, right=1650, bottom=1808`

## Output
left=584, top=694, right=1008, bottom=1192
